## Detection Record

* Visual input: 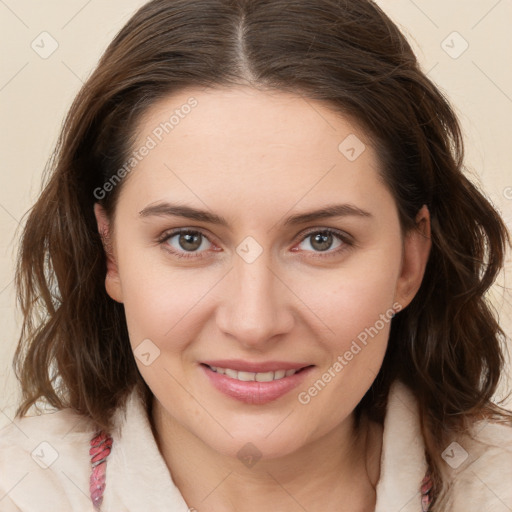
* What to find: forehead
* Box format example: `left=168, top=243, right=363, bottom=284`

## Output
left=135, top=85, right=372, bottom=161
left=120, top=86, right=390, bottom=221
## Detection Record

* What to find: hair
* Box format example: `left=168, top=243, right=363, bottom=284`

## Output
left=13, top=0, right=512, bottom=508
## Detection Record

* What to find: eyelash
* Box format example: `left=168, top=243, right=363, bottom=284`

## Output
left=156, top=227, right=354, bottom=261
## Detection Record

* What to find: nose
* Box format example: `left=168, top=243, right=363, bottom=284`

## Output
left=215, top=251, right=295, bottom=350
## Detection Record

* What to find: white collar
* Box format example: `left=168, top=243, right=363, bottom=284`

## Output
left=103, top=380, right=427, bottom=510
left=375, top=379, right=428, bottom=511
left=103, top=388, right=190, bottom=510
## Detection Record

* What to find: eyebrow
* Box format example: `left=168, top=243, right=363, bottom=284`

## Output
left=138, top=202, right=372, bottom=226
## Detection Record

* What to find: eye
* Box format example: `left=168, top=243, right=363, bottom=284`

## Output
left=158, top=227, right=353, bottom=261
left=294, top=228, right=352, bottom=257
left=159, top=229, right=214, bottom=259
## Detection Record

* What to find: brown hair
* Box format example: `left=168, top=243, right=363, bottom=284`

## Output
left=13, top=0, right=512, bottom=508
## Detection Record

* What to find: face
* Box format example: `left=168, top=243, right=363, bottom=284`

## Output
left=94, top=86, right=430, bottom=460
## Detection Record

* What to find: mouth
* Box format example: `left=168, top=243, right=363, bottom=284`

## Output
left=202, top=364, right=310, bottom=382
left=199, top=361, right=314, bottom=405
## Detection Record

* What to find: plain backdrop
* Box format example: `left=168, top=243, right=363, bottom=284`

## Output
left=1, top=0, right=511, bottom=427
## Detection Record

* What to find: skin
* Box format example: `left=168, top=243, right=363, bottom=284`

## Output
left=94, top=85, right=431, bottom=511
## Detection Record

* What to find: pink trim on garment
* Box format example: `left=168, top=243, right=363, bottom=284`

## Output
left=88, top=430, right=433, bottom=510
left=89, top=430, right=113, bottom=510
left=421, top=471, right=433, bottom=511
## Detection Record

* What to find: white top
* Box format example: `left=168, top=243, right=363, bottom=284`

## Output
left=1, top=379, right=511, bottom=511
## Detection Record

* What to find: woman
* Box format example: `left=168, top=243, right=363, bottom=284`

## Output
left=1, top=0, right=511, bottom=510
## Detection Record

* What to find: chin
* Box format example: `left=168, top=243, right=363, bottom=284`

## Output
left=200, top=425, right=310, bottom=463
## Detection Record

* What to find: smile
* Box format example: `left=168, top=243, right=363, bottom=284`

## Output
left=200, top=362, right=314, bottom=405
left=207, top=365, right=300, bottom=382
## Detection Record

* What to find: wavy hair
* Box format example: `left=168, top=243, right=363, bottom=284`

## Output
left=13, top=0, right=512, bottom=508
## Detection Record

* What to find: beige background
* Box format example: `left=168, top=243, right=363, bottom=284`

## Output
left=1, top=0, right=511, bottom=427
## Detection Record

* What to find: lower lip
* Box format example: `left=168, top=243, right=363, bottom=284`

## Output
left=201, top=364, right=314, bottom=405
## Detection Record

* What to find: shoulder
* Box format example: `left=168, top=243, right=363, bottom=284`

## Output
left=0, top=406, right=97, bottom=511
left=444, top=419, right=512, bottom=510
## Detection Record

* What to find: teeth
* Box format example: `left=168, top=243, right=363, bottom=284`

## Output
left=209, top=366, right=299, bottom=381
left=225, top=368, right=238, bottom=379
left=274, top=370, right=286, bottom=379
left=255, top=371, right=274, bottom=382
left=237, top=371, right=256, bottom=382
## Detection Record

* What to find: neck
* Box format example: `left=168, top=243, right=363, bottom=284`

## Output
left=150, top=398, right=383, bottom=512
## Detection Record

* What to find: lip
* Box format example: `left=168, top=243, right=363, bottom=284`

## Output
left=200, top=362, right=314, bottom=405
left=201, top=359, right=310, bottom=373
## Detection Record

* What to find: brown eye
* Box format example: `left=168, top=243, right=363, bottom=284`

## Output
left=176, top=231, right=203, bottom=251
left=160, top=229, right=213, bottom=259
left=298, top=230, right=344, bottom=253
left=309, top=232, right=336, bottom=251
left=292, top=228, right=354, bottom=260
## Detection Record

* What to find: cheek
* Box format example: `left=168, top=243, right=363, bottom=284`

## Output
left=292, top=242, right=402, bottom=346
left=114, top=241, right=187, bottom=340
left=120, top=270, right=206, bottom=346
left=292, top=258, right=399, bottom=434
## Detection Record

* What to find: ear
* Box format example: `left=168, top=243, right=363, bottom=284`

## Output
left=393, top=205, right=431, bottom=310
left=94, top=203, right=124, bottom=303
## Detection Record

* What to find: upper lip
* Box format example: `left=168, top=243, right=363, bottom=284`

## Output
left=201, top=359, right=312, bottom=373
